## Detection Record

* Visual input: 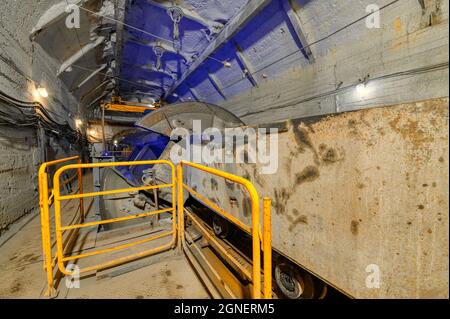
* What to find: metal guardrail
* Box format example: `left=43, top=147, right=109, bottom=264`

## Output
left=177, top=161, right=272, bottom=299
left=38, top=156, right=83, bottom=297
left=39, top=158, right=272, bottom=299
left=52, top=160, right=176, bottom=277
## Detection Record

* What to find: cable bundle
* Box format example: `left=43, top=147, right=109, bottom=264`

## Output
left=0, top=89, right=85, bottom=144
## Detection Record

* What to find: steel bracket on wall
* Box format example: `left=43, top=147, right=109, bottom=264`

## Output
left=281, top=0, right=314, bottom=62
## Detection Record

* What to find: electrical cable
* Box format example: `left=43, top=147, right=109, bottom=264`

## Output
left=240, top=61, right=449, bottom=117
left=0, top=89, right=86, bottom=144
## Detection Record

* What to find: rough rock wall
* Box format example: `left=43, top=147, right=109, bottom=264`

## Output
left=0, top=127, right=40, bottom=232
left=0, top=0, right=80, bottom=233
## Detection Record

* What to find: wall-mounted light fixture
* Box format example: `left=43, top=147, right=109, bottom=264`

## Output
left=75, top=118, right=83, bottom=128
left=33, top=85, right=49, bottom=99
left=33, top=72, right=50, bottom=99
left=37, top=87, right=48, bottom=98
left=356, top=83, right=367, bottom=95
left=355, top=75, right=371, bottom=98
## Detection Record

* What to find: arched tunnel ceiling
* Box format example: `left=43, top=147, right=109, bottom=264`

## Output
left=29, top=0, right=347, bottom=113
left=31, top=0, right=117, bottom=110
left=120, top=0, right=314, bottom=104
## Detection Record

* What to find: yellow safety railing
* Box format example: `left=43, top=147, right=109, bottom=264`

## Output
left=177, top=161, right=272, bottom=299
left=51, top=160, right=176, bottom=279
left=39, top=157, right=272, bottom=299
left=38, top=156, right=83, bottom=297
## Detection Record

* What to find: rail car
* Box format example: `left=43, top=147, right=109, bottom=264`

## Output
left=99, top=101, right=448, bottom=299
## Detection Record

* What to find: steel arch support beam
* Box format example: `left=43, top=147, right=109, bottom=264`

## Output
left=57, top=36, right=106, bottom=76
left=233, top=40, right=258, bottom=87
left=165, top=0, right=272, bottom=99
left=208, top=73, right=227, bottom=100
left=186, top=84, right=200, bottom=102
left=73, top=64, right=108, bottom=92
left=281, top=0, right=314, bottom=62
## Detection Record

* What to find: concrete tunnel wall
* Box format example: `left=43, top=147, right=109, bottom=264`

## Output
left=0, top=0, right=82, bottom=234
left=0, top=0, right=448, bottom=241
left=218, top=0, right=449, bottom=124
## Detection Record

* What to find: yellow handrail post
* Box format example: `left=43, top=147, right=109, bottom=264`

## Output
left=77, top=158, right=84, bottom=223
left=263, top=197, right=272, bottom=299
left=171, top=160, right=177, bottom=249
left=43, top=173, right=54, bottom=297
left=177, top=164, right=184, bottom=251
left=38, top=156, right=80, bottom=297
left=179, top=161, right=263, bottom=299
left=53, top=176, right=66, bottom=277
left=38, top=167, right=46, bottom=270
left=251, top=193, right=261, bottom=299
left=38, top=165, right=55, bottom=297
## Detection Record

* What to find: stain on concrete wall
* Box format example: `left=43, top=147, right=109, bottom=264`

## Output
left=191, top=97, right=449, bottom=298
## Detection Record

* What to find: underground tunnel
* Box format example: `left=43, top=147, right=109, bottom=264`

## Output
left=0, top=0, right=448, bottom=303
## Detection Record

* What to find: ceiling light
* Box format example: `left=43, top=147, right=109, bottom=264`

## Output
left=37, top=86, right=49, bottom=98
left=75, top=119, right=83, bottom=128
left=223, top=61, right=232, bottom=68
left=32, top=89, right=40, bottom=100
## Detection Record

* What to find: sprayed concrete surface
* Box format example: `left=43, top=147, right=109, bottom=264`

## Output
left=190, top=97, right=449, bottom=298
left=0, top=0, right=448, bottom=299
left=220, top=0, right=449, bottom=125
left=0, top=126, right=39, bottom=233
